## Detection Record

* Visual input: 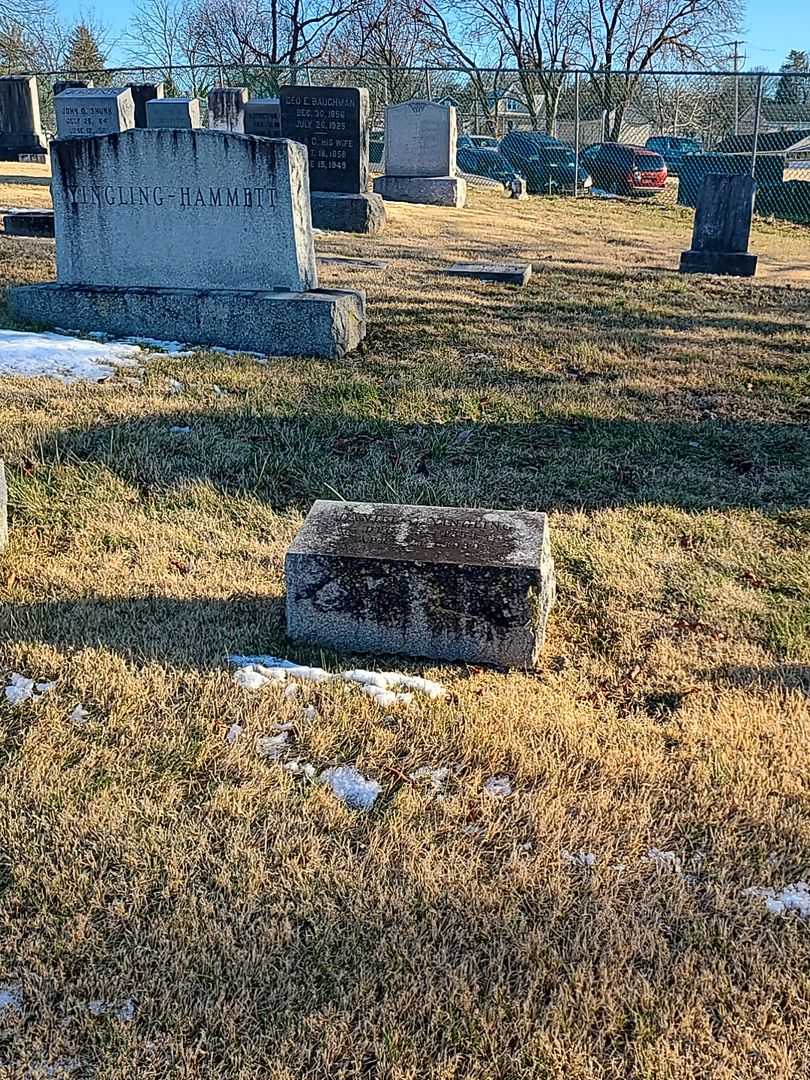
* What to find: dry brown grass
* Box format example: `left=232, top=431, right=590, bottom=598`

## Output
left=1, top=187, right=809, bottom=1079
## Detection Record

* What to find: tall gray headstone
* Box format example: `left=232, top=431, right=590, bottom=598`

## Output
left=9, top=130, right=366, bottom=359
left=680, top=173, right=758, bottom=277
left=279, top=85, right=385, bottom=235
left=244, top=98, right=281, bottom=138
left=146, top=97, right=201, bottom=129
left=0, top=76, right=47, bottom=160
left=286, top=501, right=556, bottom=666
left=53, top=79, right=93, bottom=98
left=126, top=82, right=164, bottom=128
left=55, top=87, right=135, bottom=138
left=373, top=101, right=466, bottom=208
left=208, top=87, right=248, bottom=133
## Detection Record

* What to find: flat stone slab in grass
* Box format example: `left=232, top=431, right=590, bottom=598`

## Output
left=447, top=262, right=532, bottom=285
left=318, top=254, right=390, bottom=270
left=286, top=500, right=556, bottom=667
left=3, top=209, right=54, bottom=237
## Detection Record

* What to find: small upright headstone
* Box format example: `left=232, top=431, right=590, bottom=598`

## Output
left=285, top=500, right=556, bottom=667
left=243, top=98, right=281, bottom=137
left=146, top=97, right=201, bottom=129
left=279, top=85, right=385, bottom=235
left=55, top=87, right=135, bottom=138
left=509, top=177, right=527, bottom=199
left=53, top=79, right=92, bottom=98
left=126, top=82, right=164, bottom=128
left=373, top=101, right=466, bottom=208
left=9, top=129, right=366, bottom=359
left=207, top=87, right=248, bottom=133
left=679, top=173, right=758, bottom=277
left=0, top=76, right=47, bottom=161
left=3, top=209, right=54, bottom=238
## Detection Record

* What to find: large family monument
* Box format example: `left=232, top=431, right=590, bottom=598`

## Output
left=280, top=86, right=385, bottom=234
left=8, top=128, right=366, bottom=358
left=374, top=101, right=466, bottom=208
left=0, top=76, right=47, bottom=160
left=286, top=501, right=556, bottom=666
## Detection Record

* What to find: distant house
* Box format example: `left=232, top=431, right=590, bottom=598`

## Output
left=737, top=101, right=810, bottom=135
left=553, top=105, right=654, bottom=147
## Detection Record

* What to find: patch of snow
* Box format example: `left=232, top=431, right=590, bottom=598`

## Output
left=410, top=765, right=449, bottom=794
left=284, top=758, right=317, bottom=780
left=169, top=425, right=191, bottom=435
left=0, top=330, right=142, bottom=383
left=744, top=881, right=810, bottom=917
left=121, top=337, right=192, bottom=355
left=68, top=705, right=89, bottom=724
left=283, top=683, right=300, bottom=700
left=484, top=775, right=512, bottom=798
left=321, top=765, right=382, bottom=810
left=303, top=704, right=319, bottom=721
left=342, top=669, right=446, bottom=699
left=361, top=685, right=412, bottom=708
left=562, top=849, right=597, bottom=868
left=166, top=378, right=185, bottom=394
left=233, top=668, right=271, bottom=691
left=0, top=982, right=22, bottom=1013
left=642, top=848, right=682, bottom=874
left=230, top=657, right=447, bottom=706
left=87, top=999, right=135, bottom=1021
left=4, top=673, right=54, bottom=706
left=255, top=732, right=289, bottom=759
left=225, top=723, right=242, bottom=746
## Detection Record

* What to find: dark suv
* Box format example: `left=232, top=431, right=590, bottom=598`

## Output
left=645, top=135, right=702, bottom=176
left=499, top=132, right=592, bottom=194
left=580, top=143, right=667, bottom=196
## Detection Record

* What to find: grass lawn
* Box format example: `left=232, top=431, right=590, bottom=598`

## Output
left=1, top=186, right=809, bottom=1079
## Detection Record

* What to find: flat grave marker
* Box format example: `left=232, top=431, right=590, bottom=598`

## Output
left=286, top=500, right=556, bottom=667
left=446, top=262, right=532, bottom=285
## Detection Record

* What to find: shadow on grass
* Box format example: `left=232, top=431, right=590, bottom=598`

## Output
left=28, top=408, right=810, bottom=514
left=712, top=664, right=810, bottom=695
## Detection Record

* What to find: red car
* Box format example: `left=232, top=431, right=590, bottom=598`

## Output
left=580, top=142, right=668, bottom=196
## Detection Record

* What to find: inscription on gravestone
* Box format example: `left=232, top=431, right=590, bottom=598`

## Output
left=55, top=87, right=135, bottom=137
left=280, top=86, right=368, bottom=194
left=286, top=501, right=556, bottom=667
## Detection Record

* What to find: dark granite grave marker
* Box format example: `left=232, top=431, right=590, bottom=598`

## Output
left=244, top=98, right=281, bottom=137
left=446, top=262, right=532, bottom=285
left=286, top=500, right=556, bottom=667
left=4, top=209, right=54, bottom=237
left=54, top=80, right=92, bottom=98
left=679, top=173, right=758, bottom=277
left=126, top=82, right=164, bottom=127
left=0, top=76, right=47, bottom=161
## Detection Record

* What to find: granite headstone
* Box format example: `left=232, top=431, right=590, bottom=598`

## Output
left=55, top=87, right=135, bottom=138
left=244, top=98, right=281, bottom=137
left=286, top=500, right=556, bottom=666
left=9, top=130, right=366, bottom=359
left=0, top=76, right=47, bottom=161
left=279, top=84, right=384, bottom=234
left=146, top=97, right=201, bottom=129
left=679, top=173, right=758, bottom=277
left=53, top=79, right=92, bottom=98
left=373, top=101, right=466, bottom=208
left=208, top=87, right=248, bottom=133
left=126, top=82, right=164, bottom=127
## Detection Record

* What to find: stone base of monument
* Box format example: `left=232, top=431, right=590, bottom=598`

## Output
left=8, top=284, right=366, bottom=360
left=373, top=175, right=467, bottom=208
left=4, top=209, right=55, bottom=238
left=447, top=262, right=532, bottom=285
left=311, top=191, right=386, bottom=235
left=285, top=500, right=556, bottom=668
left=679, top=250, right=758, bottom=277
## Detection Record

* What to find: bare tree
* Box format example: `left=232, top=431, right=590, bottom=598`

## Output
left=577, top=0, right=740, bottom=139
left=124, top=0, right=208, bottom=95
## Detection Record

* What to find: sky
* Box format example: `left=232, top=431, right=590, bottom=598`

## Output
left=57, top=0, right=804, bottom=72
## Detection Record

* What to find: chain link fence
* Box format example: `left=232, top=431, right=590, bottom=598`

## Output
left=24, top=65, right=810, bottom=225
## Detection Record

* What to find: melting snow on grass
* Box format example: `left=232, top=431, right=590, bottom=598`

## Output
left=3, top=673, right=54, bottom=706
left=225, top=723, right=242, bottom=746
left=0, top=983, right=22, bottom=1014
left=642, top=848, right=683, bottom=874
left=87, top=999, right=135, bottom=1021
left=68, top=705, right=89, bottom=724
left=484, top=776, right=512, bottom=798
left=562, top=850, right=597, bottom=868
left=744, top=881, right=810, bottom=916
left=320, top=766, right=382, bottom=810
left=0, top=330, right=143, bottom=382
left=410, top=766, right=449, bottom=795
left=229, top=655, right=446, bottom=706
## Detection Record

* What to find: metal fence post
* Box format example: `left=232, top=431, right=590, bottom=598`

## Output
left=424, top=68, right=432, bottom=101
left=574, top=71, right=581, bottom=198
left=751, top=73, right=764, bottom=178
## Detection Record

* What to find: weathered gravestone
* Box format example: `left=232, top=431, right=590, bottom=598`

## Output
left=3, top=209, right=54, bottom=238
left=53, top=79, right=92, bottom=98
left=208, top=87, right=248, bottom=133
left=244, top=98, right=281, bottom=137
left=446, top=262, right=532, bottom=286
left=146, top=97, right=201, bottom=129
left=8, top=130, right=366, bottom=359
left=373, top=101, right=466, bottom=208
left=55, top=87, right=135, bottom=137
left=0, top=76, right=47, bottom=161
left=279, top=85, right=385, bottom=234
left=286, top=500, right=556, bottom=666
left=679, top=173, right=758, bottom=277
left=126, top=82, right=165, bottom=127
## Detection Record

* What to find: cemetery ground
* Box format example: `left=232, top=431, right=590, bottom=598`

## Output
left=0, top=184, right=809, bottom=1079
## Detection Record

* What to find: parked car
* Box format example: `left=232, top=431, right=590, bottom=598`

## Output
left=457, top=145, right=521, bottom=185
left=580, top=142, right=667, bottom=196
left=369, top=130, right=384, bottom=165
left=645, top=135, right=702, bottom=176
left=499, top=131, right=591, bottom=194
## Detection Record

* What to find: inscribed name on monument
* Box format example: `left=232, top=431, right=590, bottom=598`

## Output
left=280, top=85, right=368, bottom=194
